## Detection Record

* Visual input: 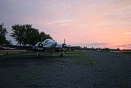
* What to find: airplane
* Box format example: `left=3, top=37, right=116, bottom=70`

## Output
left=2, top=39, right=67, bottom=57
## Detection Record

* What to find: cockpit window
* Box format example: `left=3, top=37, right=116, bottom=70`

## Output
left=44, top=39, right=49, bottom=43
left=44, top=39, right=50, bottom=43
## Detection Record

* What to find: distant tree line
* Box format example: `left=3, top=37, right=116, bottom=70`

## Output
left=0, top=23, right=52, bottom=45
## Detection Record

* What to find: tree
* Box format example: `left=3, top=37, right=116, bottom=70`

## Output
left=39, top=32, right=52, bottom=42
left=0, top=23, right=10, bottom=44
left=11, top=24, right=52, bottom=45
left=11, top=24, right=24, bottom=45
left=26, top=27, right=40, bottom=45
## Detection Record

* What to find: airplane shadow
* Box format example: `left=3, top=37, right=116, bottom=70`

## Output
left=0, top=52, right=65, bottom=68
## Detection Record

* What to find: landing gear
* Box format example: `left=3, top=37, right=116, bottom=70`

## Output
left=37, top=51, right=40, bottom=57
left=60, top=53, right=63, bottom=57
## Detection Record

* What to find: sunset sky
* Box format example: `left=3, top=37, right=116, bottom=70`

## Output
left=1, top=0, right=131, bottom=49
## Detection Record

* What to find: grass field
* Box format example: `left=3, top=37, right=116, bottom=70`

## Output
left=52, top=50, right=97, bottom=66
left=119, top=52, right=131, bottom=55
left=0, top=50, right=27, bottom=55
left=0, top=50, right=97, bottom=66
left=110, top=51, right=131, bottom=56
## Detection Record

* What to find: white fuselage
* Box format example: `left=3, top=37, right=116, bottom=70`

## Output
left=33, top=39, right=57, bottom=50
left=42, top=39, right=57, bottom=49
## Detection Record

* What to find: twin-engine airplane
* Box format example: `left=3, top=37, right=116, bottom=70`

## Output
left=2, top=39, right=67, bottom=57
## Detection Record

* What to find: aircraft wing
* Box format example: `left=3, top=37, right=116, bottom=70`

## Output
left=2, top=44, right=33, bottom=50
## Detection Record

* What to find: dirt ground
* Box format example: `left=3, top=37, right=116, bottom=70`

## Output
left=0, top=51, right=131, bottom=88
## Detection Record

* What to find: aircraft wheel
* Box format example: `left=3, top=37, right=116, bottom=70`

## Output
left=37, top=51, right=40, bottom=57
left=60, top=53, right=63, bottom=57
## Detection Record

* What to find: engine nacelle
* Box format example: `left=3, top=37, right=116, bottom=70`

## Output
left=56, top=43, right=67, bottom=51
left=33, top=42, right=43, bottom=50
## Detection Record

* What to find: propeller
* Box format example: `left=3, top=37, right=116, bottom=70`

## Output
left=62, top=39, right=67, bottom=50
left=38, top=42, right=43, bottom=48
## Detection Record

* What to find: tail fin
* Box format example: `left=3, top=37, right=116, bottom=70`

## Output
left=64, top=39, right=65, bottom=44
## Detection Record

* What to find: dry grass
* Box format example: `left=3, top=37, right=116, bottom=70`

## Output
left=0, top=50, right=27, bottom=55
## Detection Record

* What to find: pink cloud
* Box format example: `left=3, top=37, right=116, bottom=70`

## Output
left=1, top=0, right=131, bottom=49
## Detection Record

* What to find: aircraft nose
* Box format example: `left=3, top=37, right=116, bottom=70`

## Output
left=54, top=41, right=57, bottom=46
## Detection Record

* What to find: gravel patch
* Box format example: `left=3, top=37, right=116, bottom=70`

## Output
left=0, top=51, right=131, bottom=88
